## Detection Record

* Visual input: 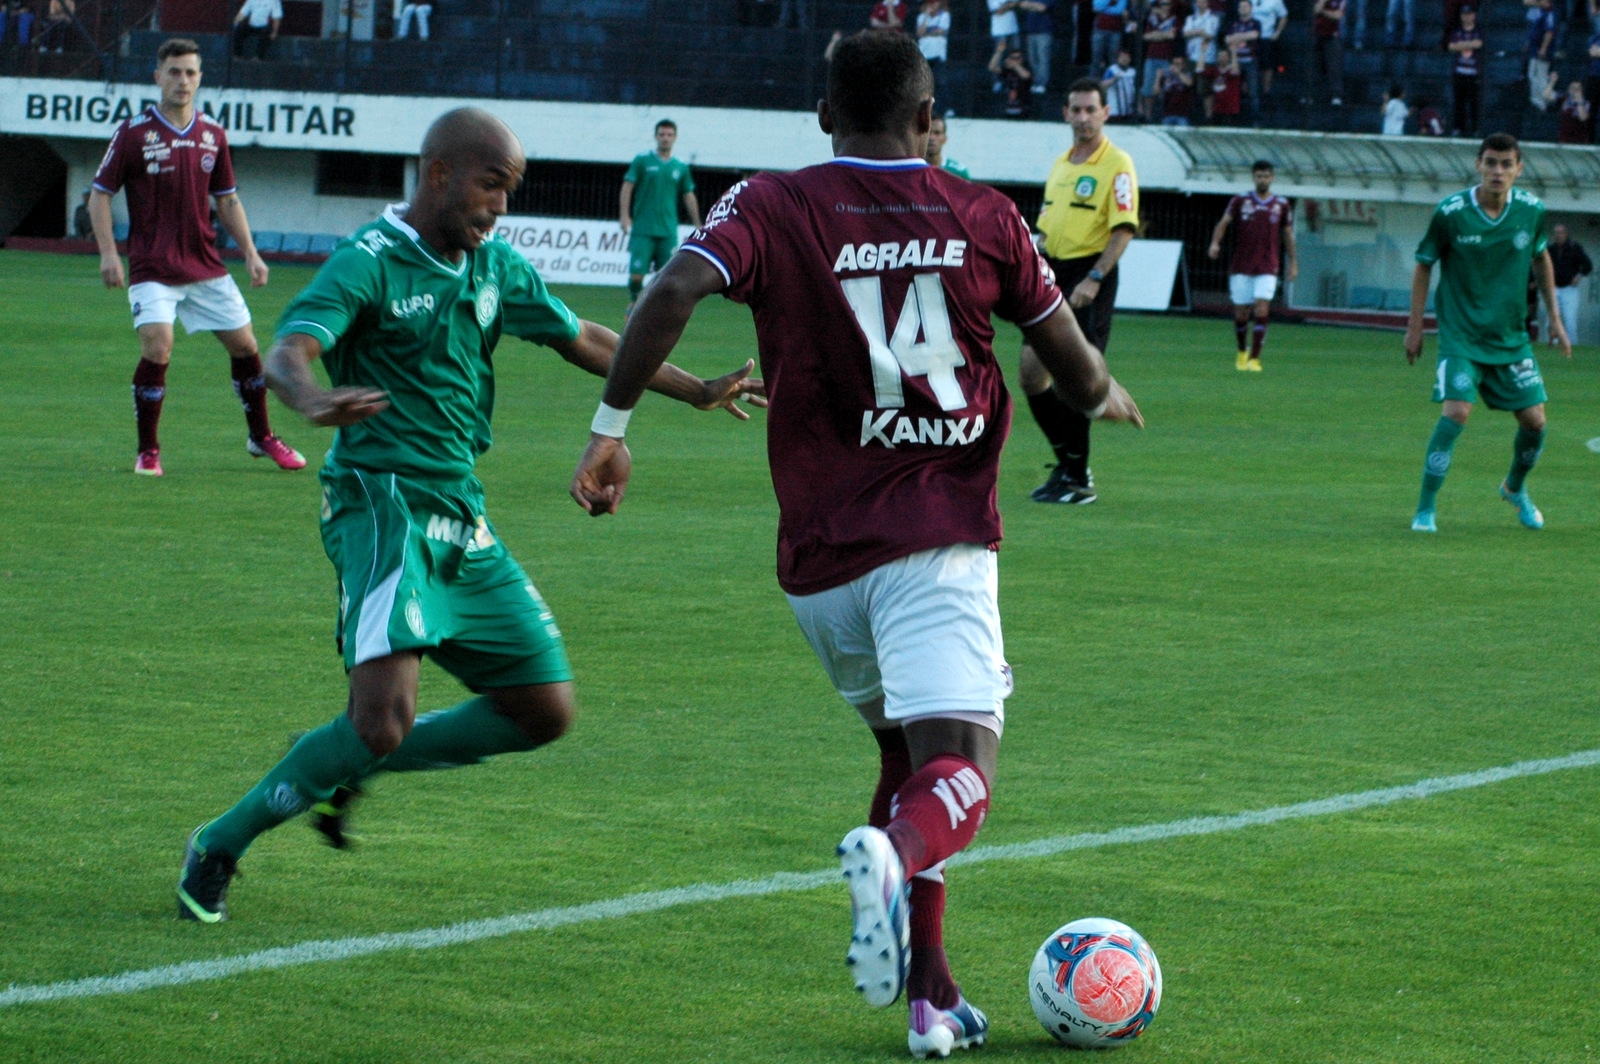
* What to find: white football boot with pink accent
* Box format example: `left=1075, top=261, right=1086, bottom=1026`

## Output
left=838, top=825, right=910, bottom=1007
left=908, top=997, right=989, bottom=1059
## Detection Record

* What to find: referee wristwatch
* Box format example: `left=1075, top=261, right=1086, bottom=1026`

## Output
left=1087, top=268, right=1106, bottom=283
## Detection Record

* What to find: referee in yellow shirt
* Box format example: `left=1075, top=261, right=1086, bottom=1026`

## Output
left=1021, top=78, right=1140, bottom=504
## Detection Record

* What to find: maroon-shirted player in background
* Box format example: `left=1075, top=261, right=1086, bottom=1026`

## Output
left=571, top=30, right=1141, bottom=1059
left=89, top=37, right=304, bottom=476
left=1207, top=159, right=1296, bottom=372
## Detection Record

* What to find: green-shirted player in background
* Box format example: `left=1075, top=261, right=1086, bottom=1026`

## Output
left=619, top=119, right=699, bottom=312
left=176, top=108, right=763, bottom=923
left=924, top=115, right=970, bottom=178
left=1405, top=132, right=1571, bottom=534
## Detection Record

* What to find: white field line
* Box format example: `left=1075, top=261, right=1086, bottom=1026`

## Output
left=4, top=747, right=1598, bottom=1010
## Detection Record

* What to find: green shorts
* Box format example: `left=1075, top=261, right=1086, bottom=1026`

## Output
left=319, top=464, right=572, bottom=690
left=628, top=233, right=677, bottom=276
left=1432, top=355, right=1547, bottom=412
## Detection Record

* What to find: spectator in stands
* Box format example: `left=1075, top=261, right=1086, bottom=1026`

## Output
left=1018, top=0, right=1054, bottom=93
left=1141, top=0, right=1177, bottom=117
left=1547, top=223, right=1592, bottom=343
left=1251, top=0, right=1286, bottom=95
left=35, top=0, right=72, bottom=52
left=1224, top=0, right=1261, bottom=119
left=1104, top=46, right=1138, bottom=117
left=989, top=0, right=1021, bottom=63
left=1589, top=26, right=1600, bottom=126
left=1312, top=0, right=1345, bottom=106
left=1416, top=96, right=1445, bottom=133
left=1557, top=80, right=1591, bottom=140
left=1208, top=44, right=1243, bottom=121
left=1091, top=0, right=1128, bottom=76
left=1184, top=0, right=1220, bottom=68
left=1157, top=52, right=1197, bottom=122
left=990, top=45, right=1034, bottom=114
left=233, top=0, right=280, bottom=57
left=870, top=0, right=909, bottom=29
left=1384, top=0, right=1413, bottom=48
left=1448, top=6, right=1482, bottom=133
left=0, top=0, right=30, bottom=45
left=395, top=0, right=431, bottom=38
left=1344, top=0, right=1367, bottom=49
left=1526, top=0, right=1558, bottom=111
left=916, top=0, right=953, bottom=112
left=1381, top=81, right=1408, bottom=132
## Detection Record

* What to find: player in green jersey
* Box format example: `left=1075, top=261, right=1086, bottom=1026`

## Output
left=620, top=119, right=700, bottom=311
left=924, top=115, right=970, bottom=178
left=176, top=108, right=763, bottom=923
left=1404, top=133, right=1571, bottom=534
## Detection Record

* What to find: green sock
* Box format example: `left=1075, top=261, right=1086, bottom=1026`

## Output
left=372, top=696, right=542, bottom=775
left=1505, top=425, right=1545, bottom=494
left=1418, top=416, right=1464, bottom=513
left=201, top=714, right=379, bottom=859
left=627, top=277, right=642, bottom=300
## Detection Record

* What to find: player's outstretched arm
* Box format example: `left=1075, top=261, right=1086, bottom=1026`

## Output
left=88, top=190, right=124, bottom=288
left=569, top=250, right=729, bottom=516
left=551, top=318, right=766, bottom=418
left=1532, top=250, right=1572, bottom=359
left=1404, top=262, right=1431, bottom=364
left=1023, top=304, right=1144, bottom=427
left=264, top=333, right=390, bottom=426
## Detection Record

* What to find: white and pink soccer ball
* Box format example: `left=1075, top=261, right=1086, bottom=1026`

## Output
left=1028, top=917, right=1162, bottom=1048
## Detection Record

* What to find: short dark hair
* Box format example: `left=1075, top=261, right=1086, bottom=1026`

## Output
left=655, top=119, right=677, bottom=132
left=156, top=38, right=200, bottom=63
left=1479, top=131, right=1521, bottom=159
left=1065, top=77, right=1107, bottom=106
left=1389, top=82, right=1404, bottom=97
left=826, top=30, right=934, bottom=135
left=1251, top=159, right=1274, bottom=172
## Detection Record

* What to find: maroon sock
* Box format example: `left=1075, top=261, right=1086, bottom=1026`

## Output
left=1234, top=319, right=1249, bottom=351
left=884, top=755, right=990, bottom=877
left=230, top=355, right=272, bottom=441
left=908, top=872, right=960, bottom=1008
left=132, top=358, right=168, bottom=453
left=869, top=728, right=913, bottom=829
left=1251, top=319, right=1267, bottom=359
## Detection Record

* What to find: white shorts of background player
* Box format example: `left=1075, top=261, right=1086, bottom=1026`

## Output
left=128, top=274, right=252, bottom=333
left=787, top=543, right=1012, bottom=738
left=1229, top=273, right=1279, bottom=306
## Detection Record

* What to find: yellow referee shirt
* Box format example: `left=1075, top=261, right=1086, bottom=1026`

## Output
left=1037, top=137, right=1140, bottom=261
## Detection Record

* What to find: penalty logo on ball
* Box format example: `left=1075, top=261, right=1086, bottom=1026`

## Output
left=1029, top=917, right=1161, bottom=1048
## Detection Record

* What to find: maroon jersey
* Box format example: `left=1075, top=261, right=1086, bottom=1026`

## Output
left=1226, top=192, right=1290, bottom=276
left=93, top=106, right=236, bottom=286
left=683, top=158, right=1063, bottom=596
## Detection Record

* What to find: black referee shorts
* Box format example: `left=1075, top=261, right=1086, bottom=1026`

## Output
left=1047, top=253, right=1118, bottom=354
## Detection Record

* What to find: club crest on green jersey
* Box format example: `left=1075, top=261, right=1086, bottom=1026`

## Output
left=476, top=282, right=500, bottom=327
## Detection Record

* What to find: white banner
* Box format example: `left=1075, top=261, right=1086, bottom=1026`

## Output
left=1112, top=240, right=1184, bottom=311
left=493, top=215, right=695, bottom=288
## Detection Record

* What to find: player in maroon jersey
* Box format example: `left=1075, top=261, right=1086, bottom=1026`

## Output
left=1207, top=159, right=1296, bottom=371
left=570, top=30, right=1141, bottom=1058
left=89, top=37, right=304, bottom=477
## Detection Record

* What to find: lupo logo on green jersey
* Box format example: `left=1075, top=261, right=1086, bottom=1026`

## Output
left=1074, top=176, right=1097, bottom=199
left=1513, top=231, right=1532, bottom=250
left=476, top=282, right=500, bottom=327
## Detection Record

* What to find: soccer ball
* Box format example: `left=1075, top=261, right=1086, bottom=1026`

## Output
left=1028, top=917, right=1162, bottom=1048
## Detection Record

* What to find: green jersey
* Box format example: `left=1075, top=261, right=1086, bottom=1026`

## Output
left=1416, top=186, right=1547, bottom=365
left=624, top=151, right=694, bottom=238
left=278, top=206, right=581, bottom=479
left=942, top=158, right=971, bottom=180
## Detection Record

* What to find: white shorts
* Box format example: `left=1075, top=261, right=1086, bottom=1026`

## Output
left=129, top=274, right=252, bottom=334
left=1229, top=274, right=1278, bottom=306
left=786, top=544, right=1012, bottom=735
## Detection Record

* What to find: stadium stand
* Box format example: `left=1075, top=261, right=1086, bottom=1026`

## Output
left=1, top=0, right=1594, bottom=142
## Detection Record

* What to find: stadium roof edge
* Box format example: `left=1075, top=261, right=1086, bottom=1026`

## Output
left=1151, top=127, right=1600, bottom=209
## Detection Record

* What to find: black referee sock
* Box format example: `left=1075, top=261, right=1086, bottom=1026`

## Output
left=1025, top=389, right=1090, bottom=482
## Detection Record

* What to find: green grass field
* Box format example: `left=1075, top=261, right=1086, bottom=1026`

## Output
left=2, top=247, right=1598, bottom=1063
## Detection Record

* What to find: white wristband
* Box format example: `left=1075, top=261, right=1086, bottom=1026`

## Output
left=1086, top=398, right=1109, bottom=420
left=590, top=402, right=632, bottom=438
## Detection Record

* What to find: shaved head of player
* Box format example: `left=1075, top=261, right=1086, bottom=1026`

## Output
left=571, top=28, right=1141, bottom=1059
left=172, top=105, right=762, bottom=926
